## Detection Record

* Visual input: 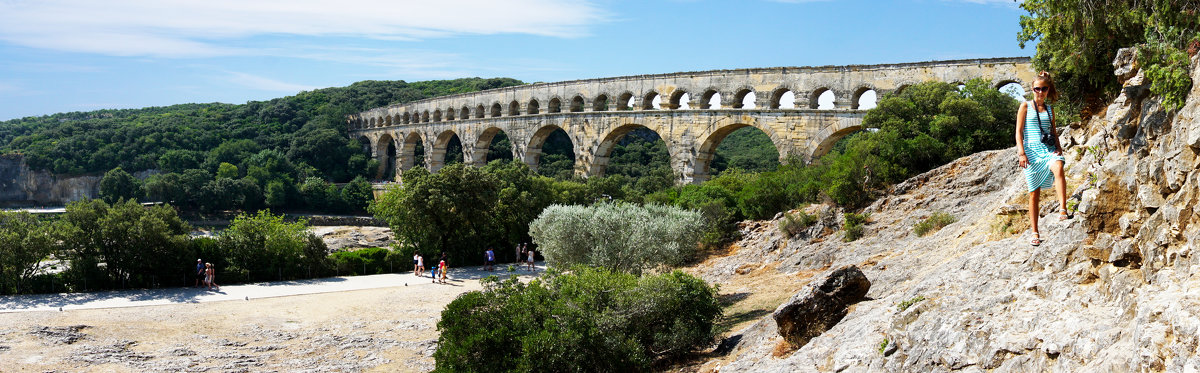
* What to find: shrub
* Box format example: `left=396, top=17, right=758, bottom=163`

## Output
left=779, top=211, right=818, bottom=238
left=330, top=247, right=407, bottom=275
left=843, top=212, right=869, bottom=242
left=433, top=267, right=721, bottom=372
left=528, top=203, right=703, bottom=275
left=912, top=212, right=956, bottom=237
left=0, top=212, right=60, bottom=294
left=57, top=199, right=193, bottom=290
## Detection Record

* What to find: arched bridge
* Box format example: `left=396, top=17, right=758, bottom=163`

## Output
left=348, top=57, right=1033, bottom=183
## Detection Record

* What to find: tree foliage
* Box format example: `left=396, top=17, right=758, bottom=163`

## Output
left=217, top=210, right=330, bottom=282
left=0, top=212, right=60, bottom=294
left=1018, top=0, right=1198, bottom=113
left=434, top=267, right=721, bottom=372
left=57, top=199, right=193, bottom=290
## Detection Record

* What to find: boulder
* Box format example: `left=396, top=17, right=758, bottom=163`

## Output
left=772, top=265, right=871, bottom=348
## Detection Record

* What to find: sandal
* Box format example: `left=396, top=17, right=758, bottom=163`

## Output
left=1058, top=211, right=1070, bottom=220
left=1031, top=233, right=1042, bottom=247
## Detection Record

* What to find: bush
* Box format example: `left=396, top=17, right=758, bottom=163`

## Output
left=433, top=267, right=721, bottom=372
left=913, top=212, right=956, bottom=237
left=57, top=199, right=193, bottom=290
left=529, top=203, right=703, bottom=275
left=843, top=212, right=869, bottom=242
left=0, top=212, right=60, bottom=294
left=779, top=211, right=818, bottom=238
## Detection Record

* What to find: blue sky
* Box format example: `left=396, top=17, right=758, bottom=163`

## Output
left=0, top=0, right=1031, bottom=121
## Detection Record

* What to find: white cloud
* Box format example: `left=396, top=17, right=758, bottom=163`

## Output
left=0, top=0, right=607, bottom=58
left=225, top=71, right=319, bottom=93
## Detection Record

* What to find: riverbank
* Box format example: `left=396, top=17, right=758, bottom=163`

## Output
left=0, top=263, right=544, bottom=372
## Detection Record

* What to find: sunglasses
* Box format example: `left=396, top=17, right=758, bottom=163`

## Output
left=1033, top=87, right=1050, bottom=92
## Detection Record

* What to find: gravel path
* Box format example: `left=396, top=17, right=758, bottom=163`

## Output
left=0, top=263, right=544, bottom=372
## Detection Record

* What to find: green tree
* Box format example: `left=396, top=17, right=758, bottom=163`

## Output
left=370, top=164, right=502, bottom=263
left=218, top=210, right=330, bottom=282
left=341, top=176, right=374, bottom=213
left=1018, top=1, right=1198, bottom=114
left=99, top=167, right=142, bottom=203
left=58, top=199, right=193, bottom=289
left=0, top=212, right=60, bottom=294
left=216, top=162, right=240, bottom=179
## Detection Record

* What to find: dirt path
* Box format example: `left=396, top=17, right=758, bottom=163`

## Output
left=1, top=265, right=544, bottom=372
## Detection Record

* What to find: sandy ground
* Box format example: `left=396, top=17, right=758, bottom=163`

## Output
left=0, top=264, right=544, bottom=372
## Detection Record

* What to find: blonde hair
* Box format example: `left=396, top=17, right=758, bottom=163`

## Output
left=1033, top=71, right=1060, bottom=103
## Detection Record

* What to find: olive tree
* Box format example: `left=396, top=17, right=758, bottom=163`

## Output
left=529, top=203, right=703, bottom=275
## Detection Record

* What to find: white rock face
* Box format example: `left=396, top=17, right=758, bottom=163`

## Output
left=702, top=53, right=1200, bottom=371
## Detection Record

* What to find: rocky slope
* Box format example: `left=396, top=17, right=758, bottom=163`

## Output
left=698, top=51, right=1200, bottom=372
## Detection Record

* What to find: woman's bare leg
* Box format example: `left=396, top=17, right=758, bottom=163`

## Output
left=1029, top=190, right=1040, bottom=236
left=1051, top=160, right=1068, bottom=213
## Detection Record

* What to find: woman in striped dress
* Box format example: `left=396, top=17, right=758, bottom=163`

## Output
left=1016, top=71, right=1068, bottom=246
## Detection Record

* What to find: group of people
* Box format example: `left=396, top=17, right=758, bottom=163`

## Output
left=193, top=259, right=219, bottom=291
left=413, top=252, right=448, bottom=284
left=517, top=243, right=535, bottom=271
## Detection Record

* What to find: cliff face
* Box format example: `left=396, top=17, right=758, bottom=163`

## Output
left=0, top=155, right=100, bottom=206
left=700, top=51, right=1200, bottom=372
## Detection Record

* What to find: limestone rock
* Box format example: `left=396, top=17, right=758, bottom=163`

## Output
left=1112, top=47, right=1139, bottom=82
left=772, top=265, right=870, bottom=348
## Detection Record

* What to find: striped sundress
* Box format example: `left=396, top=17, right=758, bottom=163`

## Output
left=1022, top=101, right=1064, bottom=192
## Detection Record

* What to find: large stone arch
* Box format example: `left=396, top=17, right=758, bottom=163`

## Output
left=430, top=130, right=461, bottom=172
left=471, top=126, right=510, bottom=167
left=587, top=121, right=672, bottom=177
left=808, top=120, right=864, bottom=160
left=400, top=131, right=425, bottom=171
left=523, top=124, right=576, bottom=174
left=691, top=118, right=789, bottom=183
left=375, top=133, right=398, bottom=180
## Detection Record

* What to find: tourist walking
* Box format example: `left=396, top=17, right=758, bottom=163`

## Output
left=1016, top=71, right=1069, bottom=246
left=415, top=253, right=424, bottom=277
left=194, top=259, right=205, bottom=288
left=205, top=263, right=220, bottom=291
left=526, top=248, right=535, bottom=271
left=438, top=257, right=448, bottom=284
left=485, top=248, right=495, bottom=271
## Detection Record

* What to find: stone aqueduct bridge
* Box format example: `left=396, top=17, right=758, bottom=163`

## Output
left=348, top=57, right=1033, bottom=183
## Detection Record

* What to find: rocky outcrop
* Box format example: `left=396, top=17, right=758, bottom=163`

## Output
left=772, top=266, right=870, bottom=348
left=0, top=154, right=100, bottom=206
left=699, top=51, right=1200, bottom=371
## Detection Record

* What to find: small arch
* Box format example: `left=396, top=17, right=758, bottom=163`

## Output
left=997, top=81, right=1027, bottom=101
left=403, top=112, right=411, bottom=124
left=433, top=109, right=442, bottom=122
left=475, top=104, right=485, bottom=119
left=368, top=118, right=376, bottom=128
left=617, top=92, right=635, bottom=110
left=445, top=108, right=455, bottom=121
left=509, top=100, right=521, bottom=116
left=384, top=115, right=393, bottom=126
left=528, top=99, right=540, bottom=114
left=669, top=90, right=689, bottom=110
left=570, top=96, right=585, bottom=112
left=593, top=94, right=609, bottom=111
left=769, top=87, right=795, bottom=109
left=421, top=111, right=430, bottom=123
left=642, top=91, right=661, bottom=110
left=700, top=89, right=721, bottom=109
left=460, top=106, right=470, bottom=120
left=852, top=87, right=878, bottom=110
left=733, top=88, right=756, bottom=109
left=548, top=98, right=562, bottom=113
left=490, top=103, right=502, bottom=118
